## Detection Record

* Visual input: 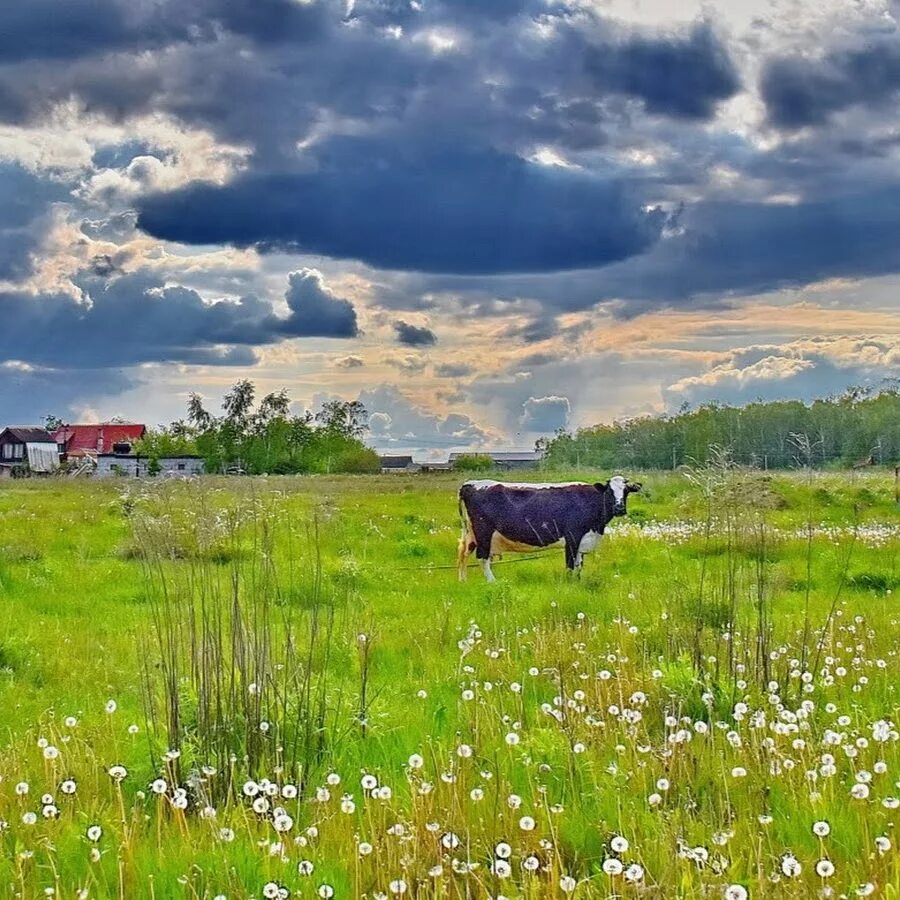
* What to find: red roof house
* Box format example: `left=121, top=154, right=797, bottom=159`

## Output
left=54, top=423, right=146, bottom=458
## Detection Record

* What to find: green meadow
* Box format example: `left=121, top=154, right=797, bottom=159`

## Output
left=0, top=469, right=897, bottom=899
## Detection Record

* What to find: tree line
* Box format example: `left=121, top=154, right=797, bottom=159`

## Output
left=540, top=384, right=900, bottom=470
left=136, top=380, right=380, bottom=475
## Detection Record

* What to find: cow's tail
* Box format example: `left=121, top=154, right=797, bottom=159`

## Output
left=457, top=485, right=473, bottom=582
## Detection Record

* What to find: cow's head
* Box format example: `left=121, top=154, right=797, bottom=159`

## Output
left=595, top=475, right=642, bottom=517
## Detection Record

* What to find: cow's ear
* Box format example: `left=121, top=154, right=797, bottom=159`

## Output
left=594, top=481, right=609, bottom=492
left=627, top=481, right=643, bottom=494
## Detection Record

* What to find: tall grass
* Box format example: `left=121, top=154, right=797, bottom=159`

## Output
left=130, top=485, right=351, bottom=800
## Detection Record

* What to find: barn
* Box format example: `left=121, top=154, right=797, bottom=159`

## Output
left=379, top=455, right=420, bottom=474
left=0, top=427, right=60, bottom=478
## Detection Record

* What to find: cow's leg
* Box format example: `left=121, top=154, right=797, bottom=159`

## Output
left=457, top=527, right=476, bottom=582
left=473, top=523, right=497, bottom=583
left=564, top=539, right=579, bottom=574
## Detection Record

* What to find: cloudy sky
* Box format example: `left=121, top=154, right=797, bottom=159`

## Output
left=2, top=0, right=899, bottom=456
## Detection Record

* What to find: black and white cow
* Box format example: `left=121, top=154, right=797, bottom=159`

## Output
left=457, top=476, right=642, bottom=581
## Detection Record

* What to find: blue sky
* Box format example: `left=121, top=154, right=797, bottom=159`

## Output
left=1, top=0, right=898, bottom=455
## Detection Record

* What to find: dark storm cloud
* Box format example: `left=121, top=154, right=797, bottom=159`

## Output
left=0, top=362, right=139, bottom=422
left=0, top=0, right=328, bottom=64
left=0, top=269, right=358, bottom=369
left=283, top=269, right=359, bottom=338
left=761, top=39, right=900, bottom=129
left=0, top=164, right=67, bottom=280
left=519, top=395, right=570, bottom=432
left=137, top=139, right=663, bottom=275
left=393, top=321, right=437, bottom=347
left=593, top=183, right=900, bottom=306
left=586, top=24, right=740, bottom=120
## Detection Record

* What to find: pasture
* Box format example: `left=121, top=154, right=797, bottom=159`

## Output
left=0, top=469, right=897, bottom=899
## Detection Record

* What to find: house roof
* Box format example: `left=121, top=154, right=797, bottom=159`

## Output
left=380, top=455, right=415, bottom=467
left=54, top=423, right=146, bottom=455
left=0, top=426, right=55, bottom=443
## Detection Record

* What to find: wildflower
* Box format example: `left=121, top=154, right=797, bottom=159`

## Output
left=457, top=744, right=473, bottom=758
left=408, top=754, right=424, bottom=769
left=89, top=848, right=101, bottom=862
left=470, top=787, right=484, bottom=801
left=782, top=855, right=801, bottom=877
left=724, top=887, right=747, bottom=900
left=495, top=842, right=512, bottom=859
left=361, top=774, right=378, bottom=791
left=389, top=879, right=408, bottom=894
left=603, top=858, right=623, bottom=876
left=624, top=863, right=644, bottom=882
left=86, top=825, right=102, bottom=842
left=60, top=779, right=77, bottom=795
left=43, top=745, right=60, bottom=761
left=341, top=796, right=356, bottom=814
left=263, top=884, right=280, bottom=899
left=610, top=835, right=629, bottom=853
left=428, top=865, right=443, bottom=877
left=326, top=772, right=341, bottom=785
left=317, top=886, right=334, bottom=899
left=441, top=832, right=460, bottom=850
left=105, top=700, right=117, bottom=714
left=560, top=875, right=577, bottom=893
left=505, top=732, right=519, bottom=746
left=507, top=794, right=522, bottom=809
left=15, top=782, right=28, bottom=795
left=315, top=787, right=330, bottom=803
left=358, top=842, right=373, bottom=856
left=519, top=815, right=535, bottom=831
left=22, top=812, right=37, bottom=825
left=816, top=859, right=835, bottom=877
left=108, top=765, right=127, bottom=782
left=242, top=780, right=259, bottom=797
left=253, top=797, right=270, bottom=814
left=273, top=813, right=293, bottom=833
left=731, top=767, right=747, bottom=778
left=523, top=856, right=540, bottom=872
left=298, top=861, right=314, bottom=876
left=218, top=828, right=235, bottom=842
left=128, top=724, right=139, bottom=734
left=875, top=836, right=891, bottom=853
left=42, top=804, right=59, bottom=818
left=812, top=821, right=831, bottom=837
left=491, top=860, right=511, bottom=878
left=648, top=793, right=663, bottom=806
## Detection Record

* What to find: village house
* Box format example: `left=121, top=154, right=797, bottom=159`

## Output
left=94, top=454, right=205, bottom=478
left=54, top=423, right=147, bottom=460
left=0, top=427, right=60, bottom=478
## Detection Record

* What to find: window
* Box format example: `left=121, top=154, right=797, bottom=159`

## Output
left=177, top=463, right=186, bottom=471
left=2, top=443, right=24, bottom=460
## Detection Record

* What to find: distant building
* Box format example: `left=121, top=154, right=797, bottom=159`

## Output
left=379, top=455, right=420, bottom=474
left=0, top=427, right=60, bottom=477
left=94, top=455, right=205, bottom=478
left=419, top=461, right=452, bottom=473
left=54, top=423, right=147, bottom=460
left=449, top=450, right=544, bottom=471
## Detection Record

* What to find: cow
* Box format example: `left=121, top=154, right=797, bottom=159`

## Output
left=457, top=476, right=642, bottom=581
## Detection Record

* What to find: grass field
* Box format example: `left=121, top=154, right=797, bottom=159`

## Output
left=0, top=468, right=897, bottom=899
